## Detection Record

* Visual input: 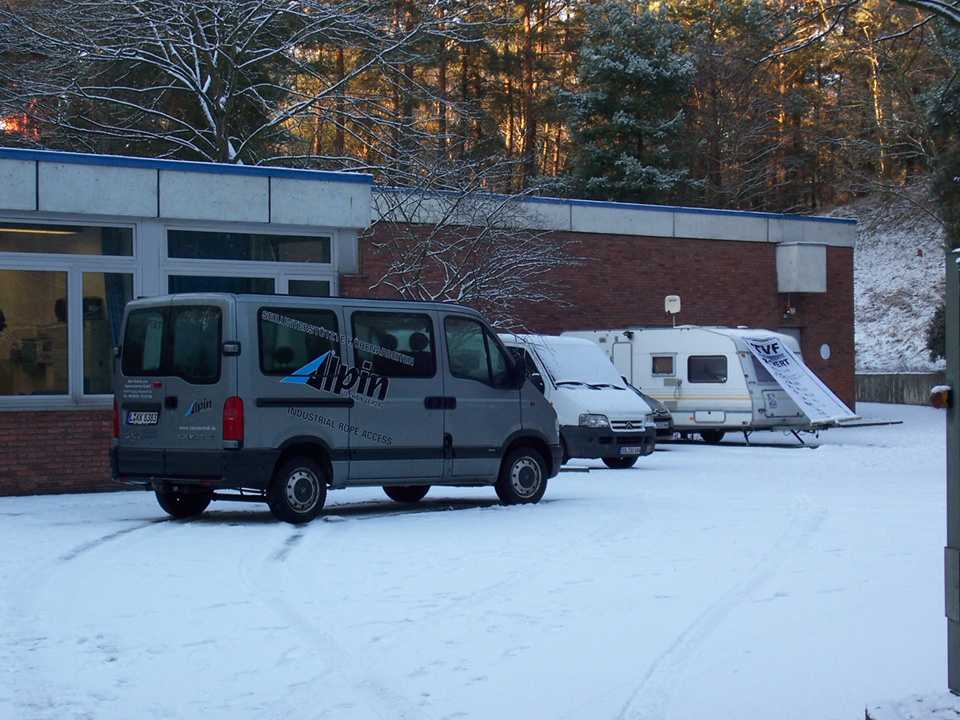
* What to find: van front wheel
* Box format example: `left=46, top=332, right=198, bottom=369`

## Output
left=269, top=456, right=327, bottom=524
left=496, top=446, right=547, bottom=505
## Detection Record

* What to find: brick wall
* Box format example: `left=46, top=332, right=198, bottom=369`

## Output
left=349, top=226, right=856, bottom=408
left=0, top=224, right=855, bottom=497
left=0, top=409, right=115, bottom=495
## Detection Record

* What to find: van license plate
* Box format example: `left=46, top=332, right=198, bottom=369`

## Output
left=127, top=411, right=159, bottom=426
left=619, top=446, right=643, bottom=455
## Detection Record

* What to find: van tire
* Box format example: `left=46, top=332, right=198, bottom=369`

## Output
left=496, top=446, right=547, bottom=505
left=155, top=488, right=212, bottom=519
left=602, top=455, right=639, bottom=469
left=700, top=430, right=726, bottom=444
left=383, top=485, right=430, bottom=503
left=269, top=456, right=327, bottom=524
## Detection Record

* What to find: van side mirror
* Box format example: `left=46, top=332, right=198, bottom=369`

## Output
left=529, top=370, right=545, bottom=394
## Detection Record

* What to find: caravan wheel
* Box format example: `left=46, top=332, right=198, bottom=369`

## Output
left=700, top=430, right=726, bottom=444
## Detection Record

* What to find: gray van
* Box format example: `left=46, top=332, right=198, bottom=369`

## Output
left=111, top=293, right=561, bottom=523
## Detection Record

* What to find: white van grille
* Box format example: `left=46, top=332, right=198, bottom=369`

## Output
left=611, top=419, right=649, bottom=432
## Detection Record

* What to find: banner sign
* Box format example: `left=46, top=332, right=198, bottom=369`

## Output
left=744, top=337, right=857, bottom=425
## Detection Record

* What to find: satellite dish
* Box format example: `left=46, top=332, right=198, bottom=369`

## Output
left=664, top=295, right=681, bottom=315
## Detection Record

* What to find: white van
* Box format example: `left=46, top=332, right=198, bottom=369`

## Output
left=500, top=334, right=656, bottom=468
left=564, top=325, right=856, bottom=443
left=111, top=293, right=562, bottom=523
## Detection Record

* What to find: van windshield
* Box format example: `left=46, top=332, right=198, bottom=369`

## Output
left=122, top=306, right=222, bottom=384
left=530, top=339, right=627, bottom=390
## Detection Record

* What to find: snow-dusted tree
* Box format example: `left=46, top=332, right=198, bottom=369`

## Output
left=557, top=0, right=694, bottom=204
left=0, top=0, right=488, bottom=168
left=369, top=157, right=580, bottom=328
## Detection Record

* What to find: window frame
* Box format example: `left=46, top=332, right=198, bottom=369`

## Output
left=0, top=217, right=139, bottom=409
left=687, top=355, right=729, bottom=384
left=162, top=222, right=339, bottom=298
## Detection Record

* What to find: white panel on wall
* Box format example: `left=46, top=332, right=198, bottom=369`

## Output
left=38, top=162, right=157, bottom=216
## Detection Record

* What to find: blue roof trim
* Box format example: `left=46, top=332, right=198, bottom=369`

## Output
left=372, top=185, right=856, bottom=225
left=0, top=147, right=372, bottom=185
left=522, top=194, right=857, bottom=225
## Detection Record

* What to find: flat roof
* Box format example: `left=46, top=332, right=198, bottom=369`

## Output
left=0, top=147, right=372, bottom=185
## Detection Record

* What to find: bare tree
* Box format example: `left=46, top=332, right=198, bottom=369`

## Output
left=0, top=0, right=489, bottom=169
left=369, top=157, right=580, bottom=328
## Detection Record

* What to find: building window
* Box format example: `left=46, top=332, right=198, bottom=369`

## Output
left=0, top=269, right=68, bottom=396
left=0, top=219, right=136, bottom=403
left=168, top=229, right=331, bottom=264
left=83, top=272, right=133, bottom=394
left=288, top=279, right=331, bottom=297
left=168, top=276, right=276, bottom=294
left=0, top=222, right=132, bottom=256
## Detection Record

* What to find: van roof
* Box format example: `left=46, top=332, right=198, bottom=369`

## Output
left=128, top=292, right=486, bottom=317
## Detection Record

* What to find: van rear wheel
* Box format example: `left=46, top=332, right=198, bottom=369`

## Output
left=496, top=446, right=547, bottom=505
left=269, top=456, right=327, bottom=524
left=155, top=488, right=212, bottom=519
left=383, top=485, right=430, bottom=503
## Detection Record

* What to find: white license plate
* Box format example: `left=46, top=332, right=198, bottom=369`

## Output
left=619, top=446, right=644, bottom=455
left=655, top=421, right=670, bottom=429
left=127, top=411, right=159, bottom=426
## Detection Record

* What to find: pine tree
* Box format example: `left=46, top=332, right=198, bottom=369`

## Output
left=558, top=0, right=694, bottom=204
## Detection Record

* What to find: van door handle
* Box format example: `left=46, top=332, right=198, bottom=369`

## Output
left=425, top=396, right=456, bottom=410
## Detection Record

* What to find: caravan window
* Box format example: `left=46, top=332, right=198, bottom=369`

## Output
left=652, top=355, right=674, bottom=376
left=688, top=355, right=727, bottom=383
left=749, top=354, right=776, bottom=383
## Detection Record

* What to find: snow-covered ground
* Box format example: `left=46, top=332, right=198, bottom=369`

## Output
left=0, top=402, right=951, bottom=720
left=827, top=186, right=947, bottom=373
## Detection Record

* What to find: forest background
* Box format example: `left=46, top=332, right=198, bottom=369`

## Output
left=0, top=0, right=958, bottom=330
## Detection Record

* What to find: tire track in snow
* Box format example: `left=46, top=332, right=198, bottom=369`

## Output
left=2, top=518, right=176, bottom=718
left=240, top=526, right=426, bottom=720
left=615, top=494, right=827, bottom=720
left=240, top=496, right=652, bottom=720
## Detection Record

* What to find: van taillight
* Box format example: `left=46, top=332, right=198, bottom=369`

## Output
left=223, top=397, right=243, bottom=442
left=113, top=400, right=119, bottom=439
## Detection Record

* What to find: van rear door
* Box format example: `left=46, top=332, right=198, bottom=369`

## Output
left=116, top=295, right=236, bottom=479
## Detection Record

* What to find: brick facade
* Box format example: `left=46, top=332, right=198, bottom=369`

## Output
left=0, top=410, right=114, bottom=495
left=347, top=227, right=856, bottom=408
left=1, top=223, right=854, bottom=497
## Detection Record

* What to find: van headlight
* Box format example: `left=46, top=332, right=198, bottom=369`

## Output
left=579, top=413, right=610, bottom=428
left=644, top=413, right=657, bottom=429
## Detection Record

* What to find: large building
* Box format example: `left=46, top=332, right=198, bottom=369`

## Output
left=0, top=148, right=855, bottom=495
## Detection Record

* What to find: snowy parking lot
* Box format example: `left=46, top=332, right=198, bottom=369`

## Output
left=0, top=403, right=948, bottom=720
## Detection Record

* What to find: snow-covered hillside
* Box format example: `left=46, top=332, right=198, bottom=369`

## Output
left=826, top=185, right=947, bottom=372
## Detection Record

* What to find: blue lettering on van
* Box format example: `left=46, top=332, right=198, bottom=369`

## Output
left=282, top=351, right=389, bottom=404
left=184, top=399, right=213, bottom=417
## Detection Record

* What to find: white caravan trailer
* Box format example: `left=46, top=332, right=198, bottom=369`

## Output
left=563, top=326, right=857, bottom=443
